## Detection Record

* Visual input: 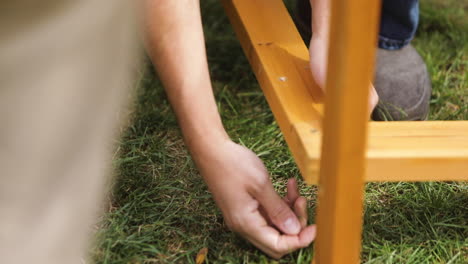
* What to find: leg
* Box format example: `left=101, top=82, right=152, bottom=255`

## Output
left=378, top=0, right=419, bottom=50
left=373, top=0, right=431, bottom=121
left=0, top=1, right=138, bottom=263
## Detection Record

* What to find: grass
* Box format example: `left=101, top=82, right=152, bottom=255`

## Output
left=90, top=0, right=467, bottom=263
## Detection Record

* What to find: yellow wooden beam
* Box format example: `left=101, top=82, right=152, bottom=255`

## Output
left=313, top=0, right=380, bottom=262
left=221, top=0, right=324, bottom=180
left=222, top=0, right=468, bottom=185
left=297, top=121, right=468, bottom=184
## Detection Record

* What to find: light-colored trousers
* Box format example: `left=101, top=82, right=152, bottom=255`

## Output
left=0, top=1, right=138, bottom=263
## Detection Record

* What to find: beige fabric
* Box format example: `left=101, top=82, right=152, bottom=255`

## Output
left=0, top=0, right=138, bottom=263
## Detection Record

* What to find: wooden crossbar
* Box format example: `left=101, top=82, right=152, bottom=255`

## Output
left=222, top=0, right=468, bottom=185
left=297, top=121, right=468, bottom=184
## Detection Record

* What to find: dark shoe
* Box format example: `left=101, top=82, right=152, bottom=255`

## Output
left=293, top=0, right=431, bottom=121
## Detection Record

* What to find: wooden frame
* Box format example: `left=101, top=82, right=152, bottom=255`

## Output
left=222, top=0, right=468, bottom=262
left=221, top=0, right=468, bottom=184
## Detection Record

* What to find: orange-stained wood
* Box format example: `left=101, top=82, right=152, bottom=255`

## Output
left=221, top=0, right=325, bottom=179
left=314, top=0, right=381, bottom=263
left=222, top=0, right=468, bottom=186
left=296, top=121, right=468, bottom=184
left=366, top=121, right=468, bottom=181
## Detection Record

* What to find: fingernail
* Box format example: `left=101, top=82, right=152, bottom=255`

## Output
left=284, top=217, right=300, bottom=234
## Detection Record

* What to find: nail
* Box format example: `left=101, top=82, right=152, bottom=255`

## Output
left=284, top=217, right=300, bottom=234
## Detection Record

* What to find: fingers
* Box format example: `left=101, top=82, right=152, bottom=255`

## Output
left=274, top=225, right=316, bottom=255
left=294, top=196, right=308, bottom=228
left=284, top=178, right=300, bottom=207
left=283, top=178, right=308, bottom=228
left=369, top=84, right=379, bottom=114
left=252, top=179, right=301, bottom=235
left=241, top=178, right=314, bottom=258
left=258, top=206, right=274, bottom=226
left=284, top=180, right=308, bottom=228
left=243, top=211, right=316, bottom=259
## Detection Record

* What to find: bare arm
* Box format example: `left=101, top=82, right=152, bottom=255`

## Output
left=309, top=0, right=378, bottom=112
left=311, top=0, right=331, bottom=40
left=144, top=0, right=227, bottom=152
left=143, top=0, right=315, bottom=259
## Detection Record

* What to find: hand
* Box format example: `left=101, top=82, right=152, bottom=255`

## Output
left=193, top=140, right=316, bottom=259
left=309, top=35, right=379, bottom=113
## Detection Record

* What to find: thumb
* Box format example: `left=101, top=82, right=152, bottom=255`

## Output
left=252, top=180, right=301, bottom=235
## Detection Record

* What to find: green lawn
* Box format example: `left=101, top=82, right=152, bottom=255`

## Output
left=91, top=0, right=467, bottom=263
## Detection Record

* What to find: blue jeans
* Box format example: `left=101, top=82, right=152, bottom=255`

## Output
left=379, top=0, right=419, bottom=50
left=296, top=0, right=419, bottom=50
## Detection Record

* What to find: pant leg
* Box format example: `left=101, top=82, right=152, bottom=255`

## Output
left=379, top=0, right=420, bottom=50
left=0, top=1, right=139, bottom=263
left=294, top=0, right=420, bottom=51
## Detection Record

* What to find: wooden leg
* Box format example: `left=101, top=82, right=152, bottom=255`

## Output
left=314, top=0, right=381, bottom=263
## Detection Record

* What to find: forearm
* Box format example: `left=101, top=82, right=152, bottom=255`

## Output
left=143, top=0, right=228, bottom=156
left=143, top=3, right=316, bottom=256
left=310, top=0, right=330, bottom=39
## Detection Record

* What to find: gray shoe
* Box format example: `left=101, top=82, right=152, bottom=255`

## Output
left=372, top=45, right=431, bottom=121
left=294, top=0, right=432, bottom=121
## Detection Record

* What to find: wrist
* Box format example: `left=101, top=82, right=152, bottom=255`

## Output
left=184, top=125, right=230, bottom=161
left=188, top=132, right=233, bottom=183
